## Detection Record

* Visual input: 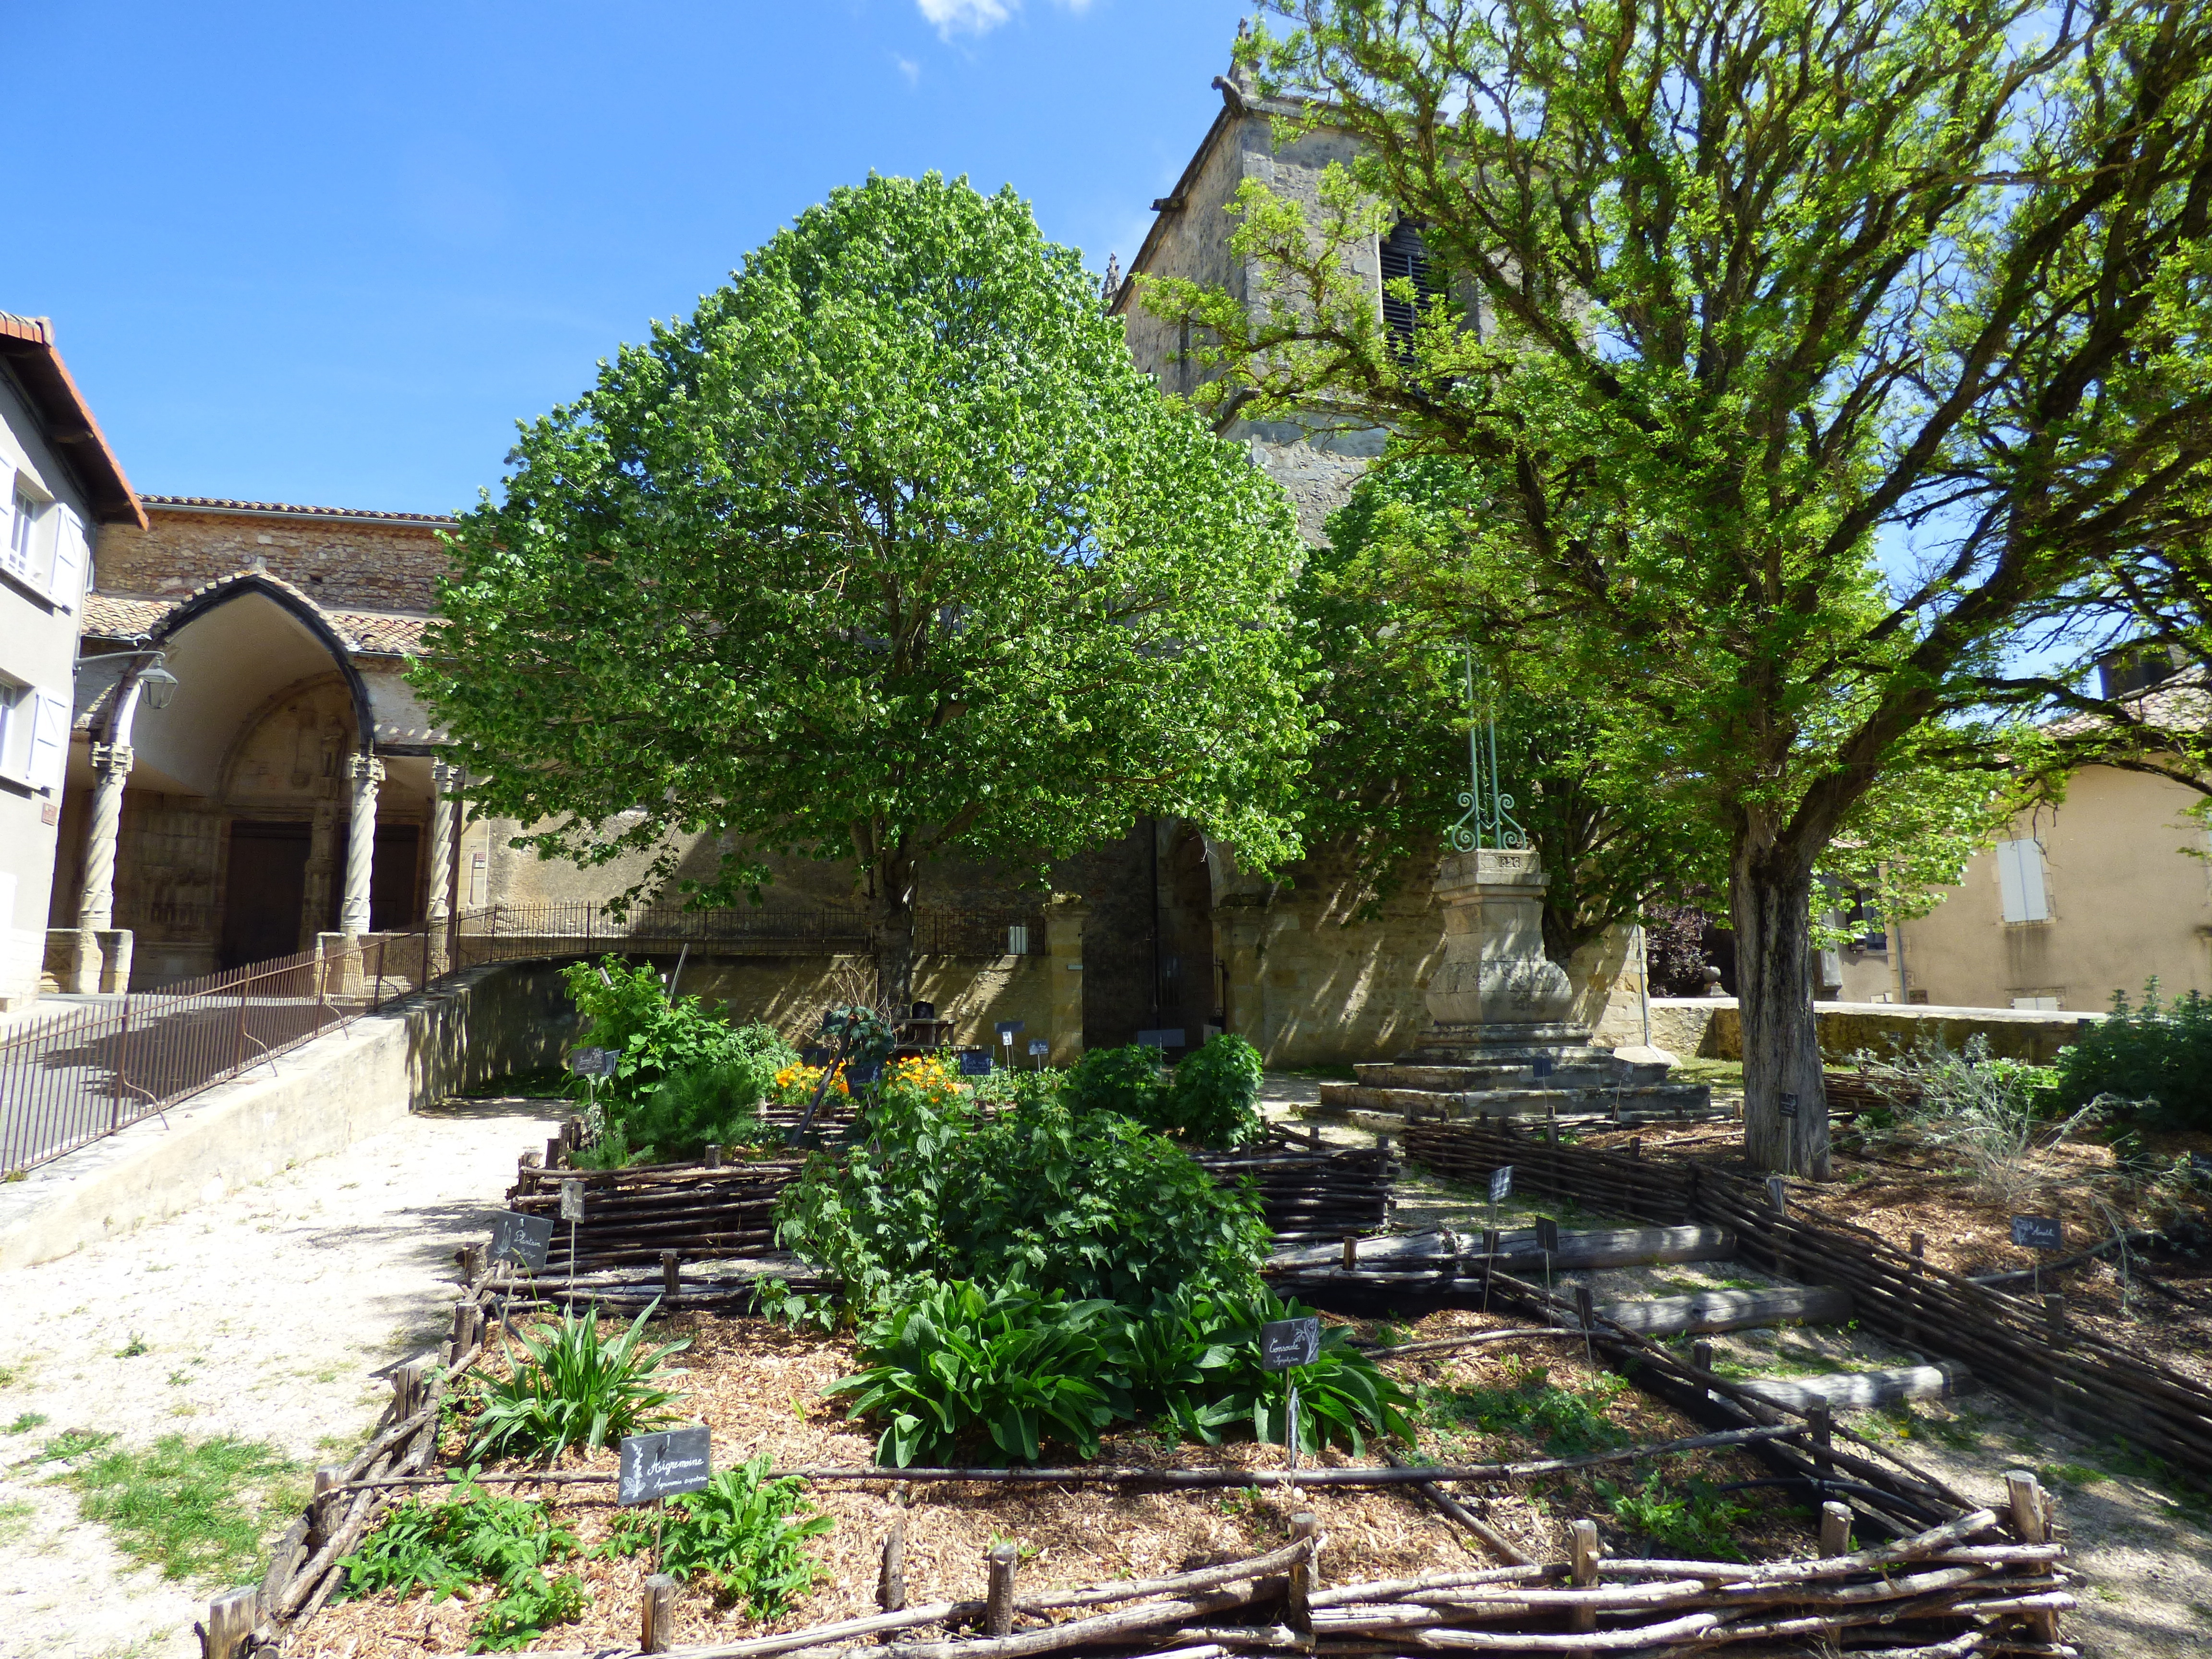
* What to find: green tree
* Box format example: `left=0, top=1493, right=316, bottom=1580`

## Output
left=415, top=173, right=1312, bottom=1009
left=1146, top=2, right=2212, bottom=1172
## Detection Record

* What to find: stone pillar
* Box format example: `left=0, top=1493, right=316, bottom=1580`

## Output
left=300, top=804, right=339, bottom=951
left=1043, top=893, right=1090, bottom=1068
left=339, top=753, right=383, bottom=936
left=1217, top=894, right=1271, bottom=1055
left=1423, top=847, right=1576, bottom=1036
left=68, top=741, right=134, bottom=993
left=425, top=761, right=455, bottom=924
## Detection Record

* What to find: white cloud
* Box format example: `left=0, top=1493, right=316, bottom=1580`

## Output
left=896, top=54, right=922, bottom=85
left=918, top=0, right=1014, bottom=36
left=915, top=0, right=1092, bottom=41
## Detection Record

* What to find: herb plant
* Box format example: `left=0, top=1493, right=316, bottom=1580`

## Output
left=1061, top=1044, right=1169, bottom=1122
left=1596, top=1472, right=1755, bottom=1561
left=337, top=1475, right=588, bottom=1652
left=467, top=1304, right=688, bottom=1465
left=1162, top=1034, right=1266, bottom=1148
left=1169, top=1290, right=1414, bottom=1455
left=601, top=1455, right=832, bottom=1615
left=2055, top=980, right=2212, bottom=1129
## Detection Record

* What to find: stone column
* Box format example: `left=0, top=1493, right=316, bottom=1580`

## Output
left=339, top=753, right=383, bottom=936
left=1043, top=893, right=1090, bottom=1069
left=1423, top=847, right=1576, bottom=1037
left=67, top=740, right=133, bottom=993
left=424, top=761, right=455, bottom=924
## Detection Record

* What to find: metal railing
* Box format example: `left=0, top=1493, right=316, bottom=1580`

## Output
left=2, top=899, right=1048, bottom=1178
left=0, top=930, right=427, bottom=1178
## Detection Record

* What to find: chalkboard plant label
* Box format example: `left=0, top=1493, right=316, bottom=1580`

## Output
left=559, top=1180, right=585, bottom=1223
left=1259, top=1316, right=1321, bottom=1371
left=618, top=1425, right=712, bottom=1507
left=1489, top=1166, right=1513, bottom=1203
left=2011, top=1214, right=2062, bottom=1251
left=488, top=1213, right=554, bottom=1274
left=1535, top=1216, right=1561, bottom=1255
left=1778, top=1092, right=1799, bottom=1119
left=956, top=1049, right=993, bottom=1076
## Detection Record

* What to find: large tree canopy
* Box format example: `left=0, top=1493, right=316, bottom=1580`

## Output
left=1148, top=0, right=2212, bottom=1173
left=416, top=173, right=1311, bottom=1008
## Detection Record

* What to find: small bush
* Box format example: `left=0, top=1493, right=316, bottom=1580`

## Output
left=1156, top=1289, right=1414, bottom=1455
left=830, top=1281, right=1120, bottom=1466
left=467, top=1304, right=688, bottom=1465
left=1164, top=1034, right=1266, bottom=1148
left=601, top=1455, right=830, bottom=1616
left=1060, top=1044, right=1168, bottom=1121
left=1596, top=1472, right=1754, bottom=1560
left=1851, top=1035, right=2092, bottom=1204
left=971, top=1065, right=1065, bottom=1110
left=2054, top=980, right=2212, bottom=1129
left=563, top=956, right=797, bottom=1105
left=338, top=1476, right=587, bottom=1651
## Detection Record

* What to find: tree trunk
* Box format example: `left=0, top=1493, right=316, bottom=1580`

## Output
left=869, top=856, right=919, bottom=1019
left=1730, top=840, right=1831, bottom=1178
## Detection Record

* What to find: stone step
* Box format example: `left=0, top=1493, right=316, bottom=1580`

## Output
left=1296, top=1099, right=1733, bottom=1133
left=1356, top=1062, right=1627, bottom=1092
left=1735, top=1363, right=1973, bottom=1413
left=1270, top=1224, right=1737, bottom=1273
left=1314, top=1081, right=1715, bottom=1119
left=1594, top=1284, right=1853, bottom=1337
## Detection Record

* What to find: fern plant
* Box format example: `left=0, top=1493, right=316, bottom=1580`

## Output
left=601, top=1455, right=832, bottom=1615
left=467, top=1303, right=687, bottom=1465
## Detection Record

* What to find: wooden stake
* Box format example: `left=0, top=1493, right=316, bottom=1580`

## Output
left=1568, top=1519, right=1601, bottom=1633
left=546, top=1135, right=566, bottom=1170
left=985, top=1543, right=1020, bottom=1638
left=706, top=1143, right=724, bottom=1169
left=393, top=1358, right=426, bottom=1420
left=1819, top=1501, right=1852, bottom=1556
left=1286, top=1513, right=1319, bottom=1632
left=2004, top=1470, right=2058, bottom=1643
left=198, top=1586, right=255, bottom=1659
left=449, top=1300, right=481, bottom=1361
left=1341, top=1236, right=1358, bottom=1271
left=457, top=1243, right=484, bottom=1286
left=308, top=1464, right=343, bottom=1548
left=2043, top=1292, right=2067, bottom=1335
left=878, top=1511, right=907, bottom=1614
left=641, top=1572, right=677, bottom=1652
left=1691, top=1338, right=1714, bottom=1400
left=662, top=1250, right=681, bottom=1299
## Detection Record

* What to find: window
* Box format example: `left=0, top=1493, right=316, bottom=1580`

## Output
left=0, top=678, right=68, bottom=792
left=1007, top=924, right=1031, bottom=955
left=1380, top=220, right=1444, bottom=360
left=1995, top=837, right=2050, bottom=923
left=2012, top=995, right=2063, bottom=1010
left=4, top=479, right=42, bottom=581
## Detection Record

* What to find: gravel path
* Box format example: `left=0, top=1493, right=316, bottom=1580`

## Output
left=0, top=1094, right=562, bottom=1659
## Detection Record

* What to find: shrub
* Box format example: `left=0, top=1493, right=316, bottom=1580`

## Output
left=2054, top=981, right=2212, bottom=1129
left=1163, top=1034, right=1266, bottom=1148
left=1060, top=1044, right=1168, bottom=1121
left=601, top=1455, right=831, bottom=1615
left=337, top=1476, right=588, bottom=1651
left=971, top=1064, right=1065, bottom=1111
left=1851, top=1035, right=2092, bottom=1204
left=829, top=1281, right=1122, bottom=1466
left=776, top=1094, right=1267, bottom=1317
left=467, top=1304, right=688, bottom=1465
left=936, top=1101, right=1269, bottom=1307
left=1156, top=1289, right=1414, bottom=1455
left=562, top=956, right=797, bottom=1105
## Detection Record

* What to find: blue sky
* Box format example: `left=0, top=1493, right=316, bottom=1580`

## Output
left=2, top=1, right=1251, bottom=516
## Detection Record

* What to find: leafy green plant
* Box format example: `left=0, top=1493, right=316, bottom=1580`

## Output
left=601, top=1455, right=832, bottom=1614
left=562, top=957, right=797, bottom=1111
left=971, top=1064, right=1066, bottom=1111
left=1161, top=1034, right=1266, bottom=1148
left=338, top=1475, right=587, bottom=1651
left=467, top=1303, right=688, bottom=1465
left=1596, top=1472, right=1753, bottom=1560
left=2055, top=980, right=2212, bottom=1129
left=1060, top=1044, right=1169, bottom=1122
left=830, top=1280, right=1121, bottom=1466
left=57, top=1433, right=301, bottom=1584
left=1163, top=1290, right=1414, bottom=1455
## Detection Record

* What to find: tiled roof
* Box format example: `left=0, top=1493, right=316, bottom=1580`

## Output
left=80, top=582, right=433, bottom=657
left=141, top=494, right=458, bottom=526
left=0, top=314, right=146, bottom=528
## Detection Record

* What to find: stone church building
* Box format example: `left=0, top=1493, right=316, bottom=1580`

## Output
left=38, top=60, right=1644, bottom=1063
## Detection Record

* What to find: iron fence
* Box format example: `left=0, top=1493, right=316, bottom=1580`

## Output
left=2, top=899, right=1047, bottom=1178
left=0, top=930, right=426, bottom=1178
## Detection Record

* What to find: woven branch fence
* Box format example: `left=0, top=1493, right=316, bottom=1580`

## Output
left=1402, top=1119, right=2212, bottom=1494
left=216, top=1250, right=2075, bottom=1659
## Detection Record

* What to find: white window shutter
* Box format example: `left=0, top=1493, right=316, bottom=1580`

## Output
left=27, top=687, right=69, bottom=790
left=1996, top=838, right=2049, bottom=922
left=1996, top=841, right=2026, bottom=922
left=46, top=508, right=84, bottom=611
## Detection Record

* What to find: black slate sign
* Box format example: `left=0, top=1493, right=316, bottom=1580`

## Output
left=845, top=1061, right=884, bottom=1087
left=956, top=1049, right=993, bottom=1076
left=1489, top=1166, right=1514, bottom=1203
left=1531, top=1055, right=1554, bottom=1081
left=1534, top=1216, right=1561, bottom=1255
left=489, top=1212, right=554, bottom=1274
left=618, top=1426, right=712, bottom=1507
left=1778, top=1092, right=1800, bottom=1119
left=569, top=1046, right=620, bottom=1078
left=1259, top=1316, right=1321, bottom=1371
left=2011, top=1214, right=2062, bottom=1251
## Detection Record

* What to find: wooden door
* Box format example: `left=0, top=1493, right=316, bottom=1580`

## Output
left=219, top=820, right=311, bottom=969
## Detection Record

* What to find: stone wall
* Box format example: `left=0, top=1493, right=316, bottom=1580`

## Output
left=96, top=504, right=455, bottom=614
left=670, top=951, right=1058, bottom=1058
left=1646, top=996, right=2101, bottom=1066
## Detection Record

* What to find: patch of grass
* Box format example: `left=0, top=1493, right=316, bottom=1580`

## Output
left=57, top=1433, right=302, bottom=1584
left=0, top=1498, right=33, bottom=1544
left=2038, top=1462, right=2109, bottom=1489
left=38, top=1428, right=119, bottom=1463
left=5, top=1411, right=48, bottom=1435
left=1420, top=1360, right=1633, bottom=1457
left=114, top=1334, right=150, bottom=1359
left=1278, top=1063, right=1358, bottom=1082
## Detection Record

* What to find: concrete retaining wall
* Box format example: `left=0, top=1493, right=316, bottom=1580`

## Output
left=0, top=962, right=570, bottom=1270
left=1647, top=997, right=2100, bottom=1066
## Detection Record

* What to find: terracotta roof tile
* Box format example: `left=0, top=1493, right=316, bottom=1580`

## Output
left=141, top=494, right=458, bottom=526
left=79, top=579, right=433, bottom=657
